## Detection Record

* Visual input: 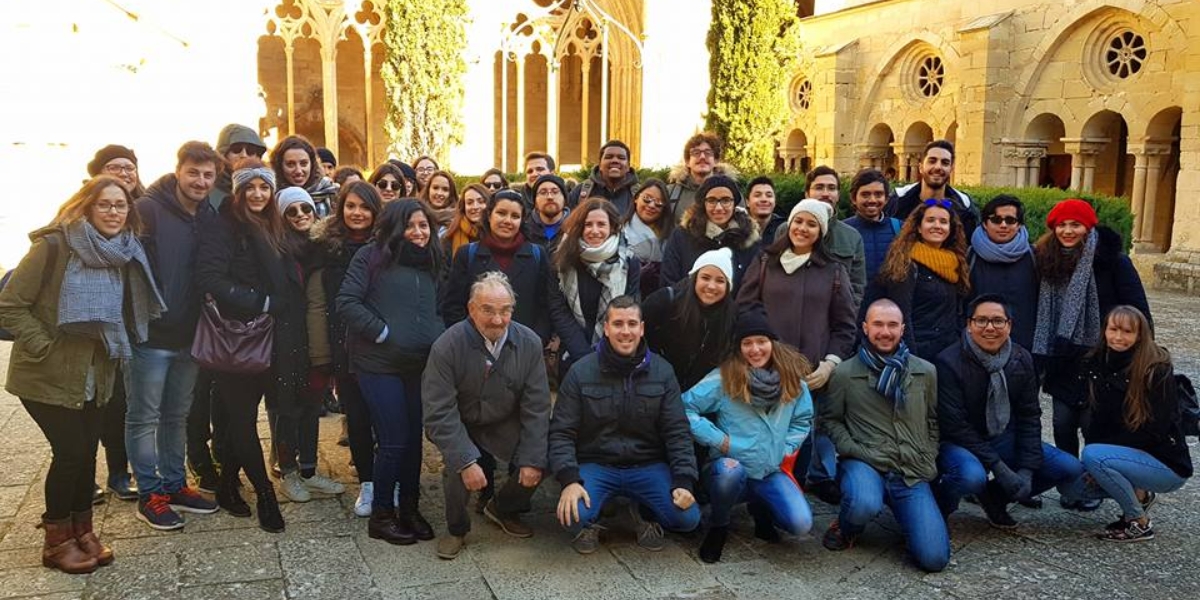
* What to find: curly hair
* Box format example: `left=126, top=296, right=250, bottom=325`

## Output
left=878, top=202, right=970, bottom=294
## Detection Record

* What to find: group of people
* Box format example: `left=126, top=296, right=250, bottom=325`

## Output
left=0, top=126, right=1191, bottom=576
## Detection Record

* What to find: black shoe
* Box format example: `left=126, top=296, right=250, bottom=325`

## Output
left=1017, top=496, right=1043, bottom=509
left=256, top=489, right=285, bottom=533
left=808, top=480, right=842, bottom=506
left=397, top=495, right=435, bottom=541
left=92, top=484, right=106, bottom=506
left=1060, top=498, right=1103, bottom=512
left=748, top=503, right=781, bottom=543
left=216, top=474, right=251, bottom=518
left=698, top=526, right=728, bottom=564
left=979, top=485, right=1018, bottom=529
left=106, top=473, right=138, bottom=501
left=195, top=468, right=220, bottom=495
left=822, top=519, right=856, bottom=551
left=368, top=507, right=416, bottom=545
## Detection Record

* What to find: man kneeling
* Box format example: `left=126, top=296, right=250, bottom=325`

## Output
left=550, top=296, right=700, bottom=554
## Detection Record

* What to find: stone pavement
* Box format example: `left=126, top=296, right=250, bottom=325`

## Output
left=0, top=291, right=1197, bottom=600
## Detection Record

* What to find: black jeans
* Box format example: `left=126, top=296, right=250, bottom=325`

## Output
left=340, top=374, right=374, bottom=482
left=1052, top=397, right=1085, bottom=458
left=186, top=369, right=227, bottom=474
left=212, top=371, right=272, bottom=492
left=100, top=366, right=129, bottom=478
left=272, top=385, right=322, bottom=475
left=22, top=400, right=103, bottom=519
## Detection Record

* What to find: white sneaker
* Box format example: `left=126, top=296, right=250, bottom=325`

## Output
left=354, top=482, right=373, bottom=517
left=280, top=472, right=312, bottom=503
left=302, top=473, right=346, bottom=495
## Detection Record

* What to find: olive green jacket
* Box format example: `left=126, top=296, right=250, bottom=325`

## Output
left=0, top=230, right=117, bottom=409
left=819, top=353, right=939, bottom=486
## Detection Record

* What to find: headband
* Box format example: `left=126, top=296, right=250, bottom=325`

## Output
left=232, top=167, right=276, bottom=194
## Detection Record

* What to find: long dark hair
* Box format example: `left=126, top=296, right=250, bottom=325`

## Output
left=1034, top=229, right=1085, bottom=285
left=270, top=135, right=319, bottom=190
left=625, top=178, right=674, bottom=239
left=374, top=198, right=444, bottom=275
left=229, top=157, right=288, bottom=254
left=479, top=191, right=525, bottom=241
left=328, top=181, right=383, bottom=245
left=1088, top=305, right=1172, bottom=431
left=554, top=198, right=623, bottom=273
left=878, top=202, right=969, bottom=293
left=671, top=272, right=736, bottom=360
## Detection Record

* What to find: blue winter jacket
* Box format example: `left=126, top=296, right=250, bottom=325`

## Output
left=844, top=215, right=900, bottom=283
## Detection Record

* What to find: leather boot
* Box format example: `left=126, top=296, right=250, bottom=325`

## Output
left=368, top=507, right=416, bottom=545
left=71, top=510, right=113, bottom=566
left=42, top=516, right=98, bottom=574
left=397, top=494, right=435, bottom=541
left=256, top=487, right=285, bottom=533
left=216, top=464, right=251, bottom=518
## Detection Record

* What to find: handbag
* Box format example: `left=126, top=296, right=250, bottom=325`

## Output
left=190, top=293, right=274, bottom=374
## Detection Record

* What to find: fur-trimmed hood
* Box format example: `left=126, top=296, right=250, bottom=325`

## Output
left=667, top=162, right=739, bottom=188
left=678, top=203, right=761, bottom=251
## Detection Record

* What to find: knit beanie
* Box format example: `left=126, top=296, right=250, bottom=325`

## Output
left=316, top=147, right=337, bottom=167
left=216, top=124, right=266, bottom=155
left=493, top=189, right=524, bottom=205
left=733, top=306, right=777, bottom=344
left=534, top=174, right=568, bottom=199
left=276, top=186, right=316, bottom=214
left=688, top=247, right=735, bottom=289
left=1045, top=199, right=1098, bottom=230
left=787, top=198, right=831, bottom=237
left=87, top=144, right=137, bottom=176
left=695, top=175, right=743, bottom=207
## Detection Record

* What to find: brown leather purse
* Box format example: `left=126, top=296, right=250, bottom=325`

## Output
left=190, top=294, right=273, bottom=374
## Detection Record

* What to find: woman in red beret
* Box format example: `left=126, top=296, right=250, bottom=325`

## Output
left=1032, top=198, right=1151, bottom=511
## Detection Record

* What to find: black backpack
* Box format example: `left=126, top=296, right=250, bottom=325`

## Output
left=0, top=236, right=60, bottom=341
left=1177, top=373, right=1200, bottom=438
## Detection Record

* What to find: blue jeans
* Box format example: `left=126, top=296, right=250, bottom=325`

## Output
left=838, top=459, right=950, bottom=573
left=935, top=435, right=1084, bottom=514
left=570, top=463, right=701, bottom=534
left=125, top=345, right=199, bottom=496
left=707, top=458, right=812, bottom=535
left=799, top=431, right=838, bottom=485
left=356, top=372, right=424, bottom=511
left=1062, top=443, right=1188, bottom=520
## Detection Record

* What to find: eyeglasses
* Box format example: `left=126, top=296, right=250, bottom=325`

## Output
left=103, top=164, right=137, bottom=175
left=923, top=199, right=954, bottom=210
left=688, top=148, right=715, bottom=158
left=704, top=197, right=734, bottom=207
left=93, top=202, right=130, bottom=214
left=986, top=215, right=1021, bottom=226
left=638, top=195, right=665, bottom=207
left=285, top=204, right=314, bottom=218
left=537, top=188, right=562, bottom=198
left=376, top=179, right=403, bottom=191
left=416, top=166, right=437, bottom=174
left=969, top=317, right=1010, bottom=329
left=478, top=305, right=515, bottom=318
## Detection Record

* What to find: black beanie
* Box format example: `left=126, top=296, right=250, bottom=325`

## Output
left=733, top=307, right=777, bottom=344
left=316, top=147, right=337, bottom=166
left=533, top=174, right=568, bottom=199
left=87, top=144, right=138, bottom=176
left=696, top=175, right=743, bottom=207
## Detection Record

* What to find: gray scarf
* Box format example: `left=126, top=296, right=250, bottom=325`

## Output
left=748, top=367, right=781, bottom=412
left=962, top=330, right=1012, bottom=437
left=1032, top=228, right=1101, bottom=356
left=58, top=221, right=165, bottom=359
left=560, top=236, right=628, bottom=344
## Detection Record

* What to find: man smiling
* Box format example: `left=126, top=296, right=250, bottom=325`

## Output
left=887, top=140, right=980, bottom=240
left=569, top=140, right=638, bottom=214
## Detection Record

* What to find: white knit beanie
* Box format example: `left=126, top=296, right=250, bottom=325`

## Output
left=688, top=247, right=735, bottom=289
left=787, top=198, right=831, bottom=237
left=276, top=186, right=315, bottom=214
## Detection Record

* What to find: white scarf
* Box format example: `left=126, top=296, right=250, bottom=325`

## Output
left=561, top=235, right=628, bottom=344
left=779, top=250, right=812, bottom=274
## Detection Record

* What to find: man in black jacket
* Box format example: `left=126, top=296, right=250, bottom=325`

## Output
left=550, top=295, right=699, bottom=555
left=933, top=294, right=1083, bottom=527
left=886, top=140, right=980, bottom=241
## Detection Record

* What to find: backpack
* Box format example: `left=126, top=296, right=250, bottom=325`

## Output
left=1177, top=373, right=1200, bottom=437
left=0, top=236, right=61, bottom=341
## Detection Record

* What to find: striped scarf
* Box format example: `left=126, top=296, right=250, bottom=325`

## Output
left=857, top=340, right=912, bottom=406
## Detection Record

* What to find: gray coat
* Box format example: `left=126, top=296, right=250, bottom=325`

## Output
left=421, top=319, right=551, bottom=472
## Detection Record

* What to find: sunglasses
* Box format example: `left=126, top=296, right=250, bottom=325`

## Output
left=376, top=179, right=403, bottom=192
left=923, top=198, right=953, bottom=210
left=986, top=215, right=1020, bottom=226
left=484, top=181, right=504, bottom=190
left=638, top=195, right=665, bottom=208
left=285, top=204, right=314, bottom=218
left=227, top=143, right=263, bottom=156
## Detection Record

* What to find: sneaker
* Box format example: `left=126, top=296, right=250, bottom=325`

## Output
left=137, top=493, right=184, bottom=530
left=168, top=487, right=219, bottom=514
left=978, top=492, right=1018, bottom=529
left=194, top=468, right=219, bottom=495
left=107, top=473, right=138, bottom=501
left=822, top=520, right=856, bottom=552
left=280, top=472, right=312, bottom=503
left=571, top=526, right=601, bottom=555
left=482, top=499, right=533, bottom=538
left=354, top=482, right=374, bottom=518
left=1060, top=498, right=1103, bottom=512
left=302, top=473, right=345, bottom=495
left=1139, top=490, right=1157, bottom=513
left=436, top=534, right=466, bottom=560
left=1097, top=518, right=1154, bottom=542
left=628, top=504, right=665, bottom=552
left=1017, top=496, right=1043, bottom=509
left=92, top=484, right=106, bottom=505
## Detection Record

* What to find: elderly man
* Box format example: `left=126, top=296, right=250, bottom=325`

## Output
left=550, top=295, right=699, bottom=555
left=933, top=294, right=1082, bottom=527
left=422, top=272, right=552, bottom=560
left=820, top=299, right=948, bottom=573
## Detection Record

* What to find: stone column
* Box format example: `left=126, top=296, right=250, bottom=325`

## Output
left=319, top=42, right=339, bottom=157
left=284, top=40, right=296, bottom=136
left=1000, top=141, right=1048, bottom=187
left=547, top=61, right=559, bottom=162
left=1061, top=138, right=1108, bottom=192
left=581, top=60, right=592, bottom=165
left=516, top=55, right=526, bottom=165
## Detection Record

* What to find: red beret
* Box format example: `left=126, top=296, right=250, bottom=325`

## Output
left=1046, top=198, right=1098, bottom=230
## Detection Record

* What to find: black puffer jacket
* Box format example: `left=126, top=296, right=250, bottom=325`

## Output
left=659, top=207, right=762, bottom=292
left=642, top=280, right=734, bottom=392
left=864, top=262, right=965, bottom=361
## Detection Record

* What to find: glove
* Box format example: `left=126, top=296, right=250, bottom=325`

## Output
left=806, top=360, right=836, bottom=391
left=991, top=462, right=1026, bottom=500
left=307, top=365, right=333, bottom=393
left=1015, top=468, right=1034, bottom=501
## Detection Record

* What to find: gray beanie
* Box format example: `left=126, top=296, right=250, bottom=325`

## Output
left=276, top=187, right=316, bottom=214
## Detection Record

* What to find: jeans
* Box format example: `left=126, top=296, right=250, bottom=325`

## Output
left=799, top=431, right=838, bottom=485
left=570, top=463, right=701, bottom=534
left=356, top=373, right=424, bottom=510
left=1051, top=397, right=1085, bottom=458
left=186, top=369, right=227, bottom=475
left=442, top=451, right=537, bottom=537
left=1062, top=443, right=1188, bottom=520
left=340, top=374, right=374, bottom=483
left=707, top=458, right=812, bottom=535
left=271, top=386, right=322, bottom=475
left=212, top=370, right=272, bottom=493
left=125, top=345, right=199, bottom=496
left=100, top=367, right=129, bottom=478
left=935, top=434, right=1084, bottom=514
left=838, top=459, right=950, bottom=573
left=23, top=400, right=103, bottom=519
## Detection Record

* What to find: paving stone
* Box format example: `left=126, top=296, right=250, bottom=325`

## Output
left=179, top=579, right=286, bottom=600
left=381, top=576, right=496, bottom=600
left=0, top=566, right=87, bottom=599
left=356, top=530, right=480, bottom=589
left=609, top=541, right=722, bottom=597
left=178, top=542, right=281, bottom=586
left=81, top=552, right=178, bottom=600
left=279, top=536, right=379, bottom=600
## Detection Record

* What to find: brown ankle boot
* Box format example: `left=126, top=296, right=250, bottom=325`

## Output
left=42, top=516, right=98, bottom=574
left=72, top=510, right=114, bottom=566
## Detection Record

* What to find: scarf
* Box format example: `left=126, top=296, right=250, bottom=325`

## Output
left=597, top=336, right=649, bottom=378
left=779, top=249, right=812, bottom=275
left=910, top=242, right=960, bottom=283
left=748, top=367, right=781, bottom=412
left=963, top=330, right=1013, bottom=437
left=58, top=221, right=165, bottom=360
left=430, top=205, right=456, bottom=229
left=623, top=214, right=663, bottom=262
left=447, top=218, right=479, bottom=260
left=482, top=232, right=525, bottom=271
left=970, top=226, right=1031, bottom=265
left=705, top=218, right=738, bottom=241
left=396, top=240, right=432, bottom=270
left=561, top=235, right=627, bottom=344
left=1032, top=229, right=1101, bottom=356
left=857, top=341, right=911, bottom=406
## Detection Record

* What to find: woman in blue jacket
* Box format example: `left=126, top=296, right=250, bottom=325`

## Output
left=682, top=309, right=814, bottom=563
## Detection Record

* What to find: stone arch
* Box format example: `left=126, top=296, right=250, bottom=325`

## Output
left=1079, top=109, right=1130, bottom=197
left=1132, top=106, right=1182, bottom=252
left=776, top=129, right=809, bottom=173
left=944, top=122, right=958, bottom=146
left=857, top=123, right=897, bottom=176
left=854, top=34, right=963, bottom=145
left=897, top=121, right=934, bottom=181
left=1024, top=113, right=1070, bottom=188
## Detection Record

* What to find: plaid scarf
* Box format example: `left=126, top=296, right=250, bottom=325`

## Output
left=857, top=340, right=911, bottom=406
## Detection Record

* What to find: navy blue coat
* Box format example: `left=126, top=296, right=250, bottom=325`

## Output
left=968, top=250, right=1038, bottom=349
left=864, top=262, right=965, bottom=361
left=845, top=215, right=900, bottom=283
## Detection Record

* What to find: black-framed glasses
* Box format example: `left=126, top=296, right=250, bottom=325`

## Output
left=285, top=204, right=314, bottom=218
left=969, top=316, right=1010, bottom=329
left=986, top=215, right=1020, bottom=226
left=103, top=164, right=137, bottom=175
left=376, top=179, right=402, bottom=191
left=638, top=195, right=665, bottom=208
left=704, top=197, right=734, bottom=207
left=689, top=148, right=714, bottom=158
left=483, top=181, right=504, bottom=190
left=93, top=202, right=130, bottom=214
left=923, top=198, right=953, bottom=210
